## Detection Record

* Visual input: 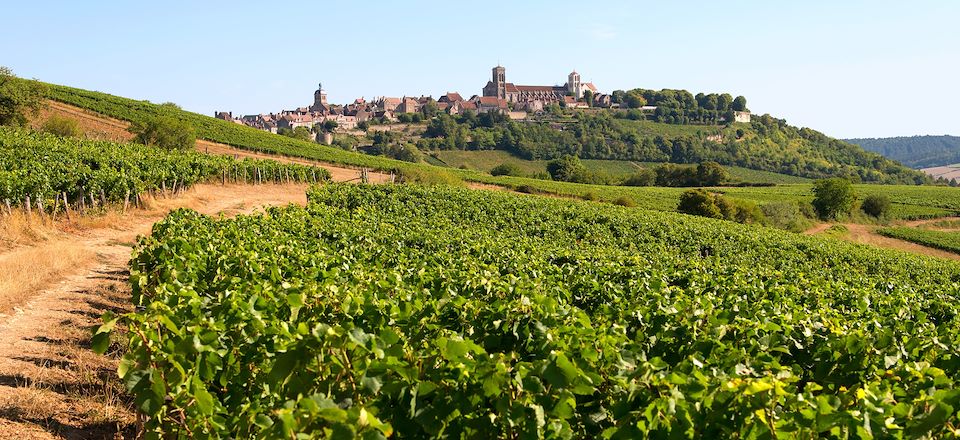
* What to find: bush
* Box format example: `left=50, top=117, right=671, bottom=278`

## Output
left=279, top=126, right=313, bottom=142
left=812, top=178, right=856, bottom=220
left=582, top=191, right=600, bottom=202
left=515, top=184, right=539, bottom=194
left=129, top=115, right=196, bottom=150
left=861, top=194, right=891, bottom=218
left=490, top=163, right=522, bottom=177
left=613, top=196, right=637, bottom=207
left=761, top=201, right=814, bottom=232
left=41, top=115, right=82, bottom=137
left=696, top=161, right=729, bottom=186
left=622, top=169, right=655, bottom=186
left=547, top=155, right=587, bottom=182
left=391, top=144, right=423, bottom=163
left=679, top=189, right=763, bottom=224
left=678, top=189, right=722, bottom=219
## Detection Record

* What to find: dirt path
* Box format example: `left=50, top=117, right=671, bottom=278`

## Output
left=902, top=216, right=960, bottom=229
left=805, top=221, right=960, bottom=261
left=802, top=222, right=833, bottom=235
left=0, top=183, right=310, bottom=439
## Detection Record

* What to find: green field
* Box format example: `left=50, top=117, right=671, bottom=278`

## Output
left=877, top=226, right=960, bottom=254
left=433, top=150, right=810, bottom=184
left=0, top=127, right=327, bottom=210
left=467, top=173, right=960, bottom=220
left=103, top=184, right=960, bottom=438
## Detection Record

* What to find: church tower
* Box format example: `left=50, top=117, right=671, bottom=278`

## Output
left=567, top=71, right=581, bottom=99
left=313, top=82, right=327, bottom=108
left=493, top=66, right=506, bottom=99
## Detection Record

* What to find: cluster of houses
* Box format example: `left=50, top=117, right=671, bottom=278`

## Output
left=215, top=66, right=613, bottom=134
left=215, top=66, right=749, bottom=135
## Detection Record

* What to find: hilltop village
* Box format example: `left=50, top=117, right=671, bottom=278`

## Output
left=216, top=66, right=622, bottom=135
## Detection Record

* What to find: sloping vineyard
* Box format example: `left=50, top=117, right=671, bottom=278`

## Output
left=103, top=184, right=960, bottom=438
left=0, top=127, right=329, bottom=214
left=878, top=227, right=960, bottom=255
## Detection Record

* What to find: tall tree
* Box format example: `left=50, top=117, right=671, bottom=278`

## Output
left=0, top=66, right=48, bottom=126
left=732, top=96, right=748, bottom=111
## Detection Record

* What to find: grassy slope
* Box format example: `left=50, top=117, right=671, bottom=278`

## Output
left=42, top=81, right=957, bottom=221
left=433, top=150, right=810, bottom=184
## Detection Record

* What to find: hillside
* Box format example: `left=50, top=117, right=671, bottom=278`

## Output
left=409, top=108, right=928, bottom=184
left=24, top=81, right=960, bottom=224
left=39, top=80, right=927, bottom=185
left=846, top=135, right=960, bottom=168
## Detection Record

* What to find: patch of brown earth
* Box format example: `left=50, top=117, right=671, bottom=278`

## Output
left=0, top=183, right=311, bottom=438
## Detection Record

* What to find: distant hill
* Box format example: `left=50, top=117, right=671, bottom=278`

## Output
left=844, top=135, right=960, bottom=168
left=33, top=80, right=930, bottom=185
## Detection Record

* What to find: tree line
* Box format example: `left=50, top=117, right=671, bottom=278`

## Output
left=410, top=110, right=928, bottom=184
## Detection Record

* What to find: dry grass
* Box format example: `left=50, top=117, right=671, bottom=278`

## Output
left=0, top=242, right=95, bottom=315
left=0, top=212, right=61, bottom=250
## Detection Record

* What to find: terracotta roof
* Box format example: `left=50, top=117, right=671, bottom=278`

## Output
left=478, top=96, right=507, bottom=108
left=439, top=92, right=464, bottom=103
left=583, top=82, right=598, bottom=92
left=515, top=85, right=564, bottom=93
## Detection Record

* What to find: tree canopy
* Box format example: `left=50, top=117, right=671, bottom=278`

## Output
left=0, top=67, right=48, bottom=127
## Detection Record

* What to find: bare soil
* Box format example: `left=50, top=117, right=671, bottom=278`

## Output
left=805, top=221, right=960, bottom=261
left=0, top=184, right=310, bottom=438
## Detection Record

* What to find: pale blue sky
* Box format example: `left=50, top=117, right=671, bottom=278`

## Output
left=2, top=0, right=956, bottom=138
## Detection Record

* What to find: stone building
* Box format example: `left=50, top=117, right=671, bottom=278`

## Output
left=482, top=66, right=598, bottom=104
left=309, top=83, right=328, bottom=112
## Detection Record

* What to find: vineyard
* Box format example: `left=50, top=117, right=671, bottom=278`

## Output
left=101, top=184, right=960, bottom=438
left=0, top=127, right=329, bottom=214
left=878, top=227, right=960, bottom=255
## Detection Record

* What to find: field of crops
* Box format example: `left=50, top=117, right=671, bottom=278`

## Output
left=0, top=127, right=328, bottom=213
left=102, top=184, right=960, bottom=438
left=878, top=227, right=960, bottom=255
left=468, top=174, right=960, bottom=221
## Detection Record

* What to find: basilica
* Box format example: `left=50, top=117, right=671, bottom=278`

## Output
left=481, top=65, right=598, bottom=104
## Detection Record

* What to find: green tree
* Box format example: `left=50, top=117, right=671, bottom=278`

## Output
left=420, top=99, right=439, bottom=118
left=583, top=90, right=594, bottom=107
left=291, top=126, right=313, bottom=141
left=321, top=120, right=339, bottom=133
left=623, top=92, right=646, bottom=109
left=490, top=163, right=522, bottom=177
left=812, top=178, right=856, bottom=220
left=622, top=168, right=656, bottom=186
left=732, top=96, right=748, bottom=112
left=129, top=115, right=196, bottom=150
left=717, top=93, right=733, bottom=111
left=696, top=161, right=729, bottom=186
left=861, top=194, right=891, bottom=218
left=677, top=189, right=722, bottom=219
left=546, top=155, right=587, bottom=182
left=0, top=66, right=48, bottom=127
left=611, top=90, right=626, bottom=104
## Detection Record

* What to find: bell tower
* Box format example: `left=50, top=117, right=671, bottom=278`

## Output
left=492, top=66, right=506, bottom=99
left=567, top=71, right=581, bottom=99
left=313, top=82, right=327, bottom=108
